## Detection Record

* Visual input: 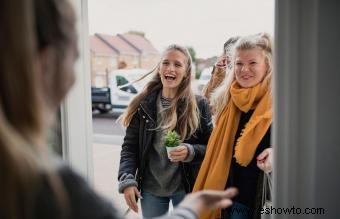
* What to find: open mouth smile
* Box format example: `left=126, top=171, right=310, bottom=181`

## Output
left=164, top=74, right=176, bottom=81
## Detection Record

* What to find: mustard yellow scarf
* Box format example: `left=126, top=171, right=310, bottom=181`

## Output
left=193, top=78, right=272, bottom=219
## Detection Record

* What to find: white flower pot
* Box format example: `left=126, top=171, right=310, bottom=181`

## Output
left=166, top=146, right=180, bottom=160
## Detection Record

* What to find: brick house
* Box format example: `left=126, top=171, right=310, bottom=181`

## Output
left=89, top=35, right=118, bottom=87
left=90, top=33, right=160, bottom=87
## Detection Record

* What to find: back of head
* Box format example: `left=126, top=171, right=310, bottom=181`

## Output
left=223, top=36, right=240, bottom=55
left=0, top=1, right=45, bottom=218
left=223, top=36, right=241, bottom=69
left=35, top=0, right=77, bottom=109
left=0, top=0, right=44, bottom=144
left=0, top=0, right=76, bottom=143
left=0, top=0, right=75, bottom=218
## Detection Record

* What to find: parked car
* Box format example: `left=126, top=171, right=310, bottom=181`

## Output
left=91, top=87, right=112, bottom=113
left=92, top=68, right=152, bottom=113
left=197, top=66, right=213, bottom=93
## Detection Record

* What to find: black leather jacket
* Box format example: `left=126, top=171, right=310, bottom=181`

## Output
left=118, top=89, right=213, bottom=193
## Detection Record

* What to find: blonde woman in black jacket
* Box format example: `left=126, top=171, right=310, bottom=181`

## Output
left=119, top=45, right=213, bottom=218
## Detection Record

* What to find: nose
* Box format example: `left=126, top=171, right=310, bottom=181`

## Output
left=168, top=63, right=175, bottom=72
left=241, top=64, right=249, bottom=72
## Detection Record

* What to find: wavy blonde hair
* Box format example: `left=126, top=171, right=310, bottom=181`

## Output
left=121, top=44, right=199, bottom=141
left=210, top=33, right=273, bottom=120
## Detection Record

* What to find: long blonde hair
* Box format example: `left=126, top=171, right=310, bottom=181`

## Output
left=211, top=33, right=273, bottom=120
left=122, top=44, right=199, bottom=141
left=0, top=0, right=75, bottom=218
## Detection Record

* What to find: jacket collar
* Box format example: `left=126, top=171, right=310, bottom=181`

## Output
left=140, top=89, right=160, bottom=122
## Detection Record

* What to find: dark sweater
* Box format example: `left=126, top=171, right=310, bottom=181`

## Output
left=226, top=110, right=271, bottom=212
left=143, top=93, right=184, bottom=196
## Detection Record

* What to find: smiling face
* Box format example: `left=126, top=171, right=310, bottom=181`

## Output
left=234, top=48, right=268, bottom=88
left=159, top=49, right=189, bottom=97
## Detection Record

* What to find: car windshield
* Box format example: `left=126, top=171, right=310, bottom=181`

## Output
left=127, top=70, right=153, bottom=90
left=110, top=68, right=153, bottom=92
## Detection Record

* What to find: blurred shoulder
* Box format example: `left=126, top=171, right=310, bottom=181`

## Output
left=36, top=161, right=123, bottom=219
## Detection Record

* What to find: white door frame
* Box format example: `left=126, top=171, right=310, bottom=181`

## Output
left=60, top=0, right=94, bottom=182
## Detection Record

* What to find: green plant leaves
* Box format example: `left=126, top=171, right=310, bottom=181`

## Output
left=164, top=130, right=181, bottom=147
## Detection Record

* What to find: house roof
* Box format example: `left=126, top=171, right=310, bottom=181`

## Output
left=89, top=35, right=117, bottom=55
left=95, top=33, right=140, bottom=56
left=118, top=33, right=159, bottom=55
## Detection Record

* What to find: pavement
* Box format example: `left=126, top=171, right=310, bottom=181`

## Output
left=92, top=140, right=142, bottom=218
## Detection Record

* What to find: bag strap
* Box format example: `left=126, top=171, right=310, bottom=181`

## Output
left=262, top=172, right=272, bottom=204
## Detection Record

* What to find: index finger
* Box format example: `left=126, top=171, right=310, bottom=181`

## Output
left=257, top=150, right=269, bottom=161
left=129, top=194, right=138, bottom=212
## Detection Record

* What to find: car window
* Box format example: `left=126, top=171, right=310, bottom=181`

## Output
left=116, top=75, right=129, bottom=86
left=116, top=75, right=138, bottom=94
left=125, top=70, right=152, bottom=90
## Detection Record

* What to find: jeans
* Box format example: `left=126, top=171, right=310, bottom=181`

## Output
left=140, top=190, right=186, bottom=218
left=229, top=202, right=252, bottom=219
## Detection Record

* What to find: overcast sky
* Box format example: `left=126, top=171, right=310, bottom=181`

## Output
left=88, top=0, right=275, bottom=59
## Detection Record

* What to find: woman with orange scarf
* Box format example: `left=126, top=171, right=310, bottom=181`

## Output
left=193, top=33, right=273, bottom=219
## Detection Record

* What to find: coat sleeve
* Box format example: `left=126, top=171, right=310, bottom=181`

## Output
left=202, top=66, right=226, bottom=101
left=118, top=111, right=140, bottom=180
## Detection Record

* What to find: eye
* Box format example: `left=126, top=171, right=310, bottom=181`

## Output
left=162, top=61, right=169, bottom=65
left=236, top=62, right=243, bottom=66
left=175, top=63, right=182, bottom=67
left=250, top=61, right=257, bottom=65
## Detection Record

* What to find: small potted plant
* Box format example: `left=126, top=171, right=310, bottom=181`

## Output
left=164, top=130, right=181, bottom=160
